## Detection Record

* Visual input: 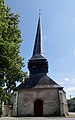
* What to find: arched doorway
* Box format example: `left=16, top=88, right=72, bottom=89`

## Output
left=34, top=99, right=43, bottom=117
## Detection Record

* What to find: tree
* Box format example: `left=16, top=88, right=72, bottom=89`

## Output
left=67, top=97, right=75, bottom=112
left=0, top=0, right=27, bottom=103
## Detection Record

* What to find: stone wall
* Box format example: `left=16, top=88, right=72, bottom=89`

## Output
left=2, top=102, right=9, bottom=116
left=59, top=90, right=68, bottom=116
left=16, top=88, right=60, bottom=116
left=11, top=91, right=18, bottom=116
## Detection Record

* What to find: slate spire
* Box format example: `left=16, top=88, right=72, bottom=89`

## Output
left=33, top=15, right=44, bottom=56
left=28, top=16, right=48, bottom=75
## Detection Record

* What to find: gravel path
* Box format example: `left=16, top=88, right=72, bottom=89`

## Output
left=0, top=117, right=75, bottom=120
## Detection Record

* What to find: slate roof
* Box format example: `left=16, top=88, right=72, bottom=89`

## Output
left=30, top=54, right=46, bottom=60
left=16, top=74, right=62, bottom=90
left=32, top=16, right=44, bottom=58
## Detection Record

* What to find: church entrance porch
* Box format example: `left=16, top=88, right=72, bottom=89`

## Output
left=34, top=99, right=43, bottom=117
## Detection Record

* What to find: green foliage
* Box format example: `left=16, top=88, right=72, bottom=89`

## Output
left=71, top=97, right=75, bottom=100
left=67, top=97, right=75, bottom=112
left=0, top=87, right=10, bottom=103
left=0, top=0, right=28, bottom=103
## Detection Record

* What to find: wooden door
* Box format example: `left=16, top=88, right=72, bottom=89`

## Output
left=34, top=99, right=43, bottom=117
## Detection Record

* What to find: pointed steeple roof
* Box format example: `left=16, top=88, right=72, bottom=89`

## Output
left=28, top=16, right=48, bottom=75
left=32, top=16, right=44, bottom=57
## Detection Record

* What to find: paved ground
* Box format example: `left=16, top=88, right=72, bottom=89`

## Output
left=0, top=113, right=75, bottom=120
left=0, top=117, right=75, bottom=120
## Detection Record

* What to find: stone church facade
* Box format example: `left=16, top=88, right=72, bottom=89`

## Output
left=10, top=16, right=68, bottom=117
left=11, top=86, right=68, bottom=117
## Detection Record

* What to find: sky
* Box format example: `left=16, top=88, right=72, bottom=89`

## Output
left=5, top=0, right=75, bottom=99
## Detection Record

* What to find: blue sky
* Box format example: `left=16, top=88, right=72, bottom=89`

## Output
left=5, top=0, right=75, bottom=99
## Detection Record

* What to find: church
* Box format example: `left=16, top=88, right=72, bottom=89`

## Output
left=10, top=16, right=68, bottom=117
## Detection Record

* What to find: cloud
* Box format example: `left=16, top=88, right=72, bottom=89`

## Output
left=72, top=78, right=75, bottom=81
left=64, top=77, right=69, bottom=81
left=71, top=79, right=75, bottom=84
left=60, top=81, right=64, bottom=85
left=62, top=77, right=75, bottom=98
left=67, top=87, right=75, bottom=92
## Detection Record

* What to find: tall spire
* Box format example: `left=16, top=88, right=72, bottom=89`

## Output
left=28, top=15, right=48, bottom=75
left=33, top=15, right=43, bottom=56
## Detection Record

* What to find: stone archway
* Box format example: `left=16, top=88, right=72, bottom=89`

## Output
left=34, top=99, right=43, bottom=117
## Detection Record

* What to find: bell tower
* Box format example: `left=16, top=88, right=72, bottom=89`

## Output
left=28, top=16, right=48, bottom=76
